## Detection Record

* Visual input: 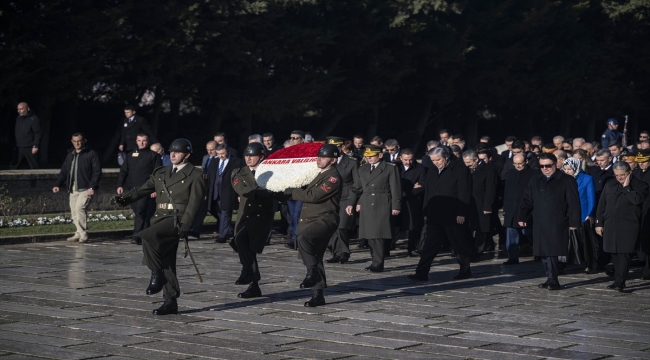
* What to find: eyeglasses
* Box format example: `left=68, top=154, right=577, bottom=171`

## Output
left=539, top=164, right=555, bottom=169
left=290, top=136, right=302, bottom=140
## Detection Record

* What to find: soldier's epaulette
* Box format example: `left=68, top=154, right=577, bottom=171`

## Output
left=388, top=163, right=396, bottom=166
left=349, top=156, right=358, bottom=160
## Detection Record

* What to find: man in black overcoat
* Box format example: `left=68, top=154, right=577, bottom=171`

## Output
left=588, top=148, right=615, bottom=270
left=596, top=161, right=649, bottom=291
left=519, top=153, right=581, bottom=290
left=502, top=153, right=538, bottom=264
left=208, top=144, right=243, bottom=243
left=397, top=149, right=427, bottom=256
left=325, top=137, right=360, bottom=264
left=633, top=150, right=650, bottom=279
left=408, top=146, right=473, bottom=281
left=462, top=149, right=498, bottom=259
left=119, top=105, right=159, bottom=152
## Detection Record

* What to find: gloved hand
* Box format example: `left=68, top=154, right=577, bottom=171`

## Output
left=284, top=188, right=295, bottom=196
left=111, top=195, right=127, bottom=207
left=178, top=223, right=192, bottom=238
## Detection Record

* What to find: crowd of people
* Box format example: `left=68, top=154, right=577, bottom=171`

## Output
left=11, top=102, right=650, bottom=314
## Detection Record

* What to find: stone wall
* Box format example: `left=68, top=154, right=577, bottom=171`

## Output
left=0, top=169, right=122, bottom=215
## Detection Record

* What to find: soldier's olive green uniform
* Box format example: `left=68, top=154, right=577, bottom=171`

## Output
left=290, top=167, right=342, bottom=290
left=231, top=166, right=275, bottom=281
left=123, top=164, right=206, bottom=299
left=350, top=160, right=401, bottom=268
left=330, top=155, right=360, bottom=257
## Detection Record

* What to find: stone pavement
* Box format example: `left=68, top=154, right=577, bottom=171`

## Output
left=1, top=234, right=649, bottom=360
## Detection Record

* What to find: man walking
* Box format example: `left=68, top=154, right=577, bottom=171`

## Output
left=397, top=148, right=427, bottom=257
left=113, top=138, right=206, bottom=315
left=53, top=133, right=101, bottom=243
left=119, top=105, right=159, bottom=152
left=518, top=153, right=581, bottom=290
left=209, top=144, right=243, bottom=243
left=463, top=149, right=498, bottom=260
left=231, top=143, right=276, bottom=299
left=502, top=154, right=537, bottom=264
left=117, top=134, right=161, bottom=245
left=12, top=102, right=41, bottom=169
left=285, top=144, right=342, bottom=307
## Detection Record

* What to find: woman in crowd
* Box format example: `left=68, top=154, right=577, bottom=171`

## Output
left=562, top=157, right=598, bottom=273
left=572, top=149, right=596, bottom=172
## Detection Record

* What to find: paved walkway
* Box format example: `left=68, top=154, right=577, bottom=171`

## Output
left=1, top=234, right=649, bottom=359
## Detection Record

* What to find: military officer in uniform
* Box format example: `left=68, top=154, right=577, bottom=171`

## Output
left=348, top=144, right=402, bottom=272
left=230, top=143, right=276, bottom=298
left=113, top=138, right=206, bottom=315
left=285, top=144, right=342, bottom=307
left=325, top=136, right=360, bottom=264
left=116, top=134, right=161, bottom=245
left=601, top=118, right=625, bottom=149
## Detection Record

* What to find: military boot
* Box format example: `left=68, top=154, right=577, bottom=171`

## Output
left=304, top=289, right=326, bottom=307
left=146, top=270, right=167, bottom=295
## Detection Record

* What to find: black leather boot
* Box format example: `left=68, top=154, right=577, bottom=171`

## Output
left=146, top=270, right=167, bottom=295
left=300, top=270, right=322, bottom=289
left=238, top=282, right=262, bottom=298
left=304, top=289, right=326, bottom=307
left=152, top=298, right=178, bottom=315
left=235, top=270, right=256, bottom=285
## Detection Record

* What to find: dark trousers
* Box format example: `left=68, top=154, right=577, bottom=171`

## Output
left=472, top=231, right=492, bottom=256
left=210, top=199, right=233, bottom=240
left=287, top=200, right=302, bottom=243
left=192, top=197, right=209, bottom=234
left=368, top=238, right=392, bottom=268
left=142, top=236, right=180, bottom=299
left=298, top=221, right=338, bottom=290
left=611, top=253, right=631, bottom=287
left=415, top=223, right=471, bottom=276
left=130, top=194, right=155, bottom=237
left=595, top=232, right=612, bottom=269
left=235, top=227, right=261, bottom=282
left=541, top=256, right=559, bottom=282
left=407, top=229, right=422, bottom=253
left=11, top=147, right=39, bottom=169
left=331, top=228, right=352, bottom=256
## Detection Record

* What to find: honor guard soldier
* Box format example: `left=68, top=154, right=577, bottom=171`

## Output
left=116, top=134, right=161, bottom=245
left=348, top=144, right=402, bottom=272
left=230, top=143, right=276, bottom=299
left=113, top=138, right=206, bottom=315
left=601, top=118, right=625, bottom=149
left=285, top=144, right=343, bottom=307
left=325, top=136, right=360, bottom=264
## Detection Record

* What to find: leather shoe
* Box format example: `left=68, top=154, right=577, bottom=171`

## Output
left=325, top=256, right=340, bottom=264
left=238, top=283, right=262, bottom=298
left=304, top=291, right=326, bottom=307
left=502, top=259, right=519, bottom=265
left=607, top=283, right=625, bottom=292
left=453, top=270, right=472, bottom=280
left=300, top=270, right=322, bottom=289
left=356, top=244, right=368, bottom=249
left=538, top=280, right=550, bottom=289
left=364, top=265, right=384, bottom=272
left=407, top=251, right=420, bottom=257
left=235, top=270, right=256, bottom=285
left=338, top=253, right=350, bottom=264
left=214, top=237, right=227, bottom=244
left=407, top=273, right=428, bottom=281
left=130, top=237, right=142, bottom=245
left=285, top=243, right=295, bottom=250
left=547, top=280, right=562, bottom=290
left=152, top=298, right=178, bottom=315
left=146, top=270, right=167, bottom=295
left=605, top=268, right=615, bottom=277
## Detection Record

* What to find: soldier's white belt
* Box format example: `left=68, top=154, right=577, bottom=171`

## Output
left=157, top=203, right=187, bottom=210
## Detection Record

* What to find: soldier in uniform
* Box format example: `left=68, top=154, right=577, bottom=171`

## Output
left=116, top=134, right=161, bottom=245
left=284, top=144, right=342, bottom=307
left=325, top=136, right=360, bottom=264
left=113, top=138, right=206, bottom=315
left=601, top=118, right=625, bottom=149
left=348, top=144, right=402, bottom=272
left=230, top=143, right=276, bottom=298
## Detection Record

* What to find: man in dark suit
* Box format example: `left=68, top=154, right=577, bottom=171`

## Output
left=208, top=144, right=243, bottom=243
left=348, top=145, right=402, bottom=272
left=501, top=140, right=539, bottom=179
left=325, top=137, right=360, bottom=264
left=116, top=134, right=161, bottom=245
left=588, top=148, right=615, bottom=270
left=190, top=141, right=218, bottom=239
left=408, top=146, right=473, bottom=281
left=214, top=132, right=238, bottom=158
left=519, top=153, right=581, bottom=290
left=500, top=136, right=517, bottom=159
left=119, top=105, right=159, bottom=153
left=462, top=149, right=498, bottom=260
left=12, top=102, right=41, bottom=169
left=421, top=141, right=439, bottom=169
left=397, top=149, right=427, bottom=256
left=382, top=139, right=401, bottom=163
left=352, top=134, right=366, bottom=158
left=262, top=133, right=282, bottom=155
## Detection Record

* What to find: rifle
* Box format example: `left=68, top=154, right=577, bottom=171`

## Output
left=622, top=115, right=628, bottom=148
left=160, top=174, right=203, bottom=283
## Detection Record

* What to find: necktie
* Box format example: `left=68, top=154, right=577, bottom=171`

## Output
left=218, top=160, right=225, bottom=176
left=171, top=167, right=178, bottom=176
left=251, top=169, right=256, bottom=176
left=370, top=165, right=376, bottom=173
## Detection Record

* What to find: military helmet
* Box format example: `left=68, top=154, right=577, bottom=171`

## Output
left=317, top=144, right=340, bottom=158
left=169, top=138, right=193, bottom=153
left=244, top=142, right=265, bottom=156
